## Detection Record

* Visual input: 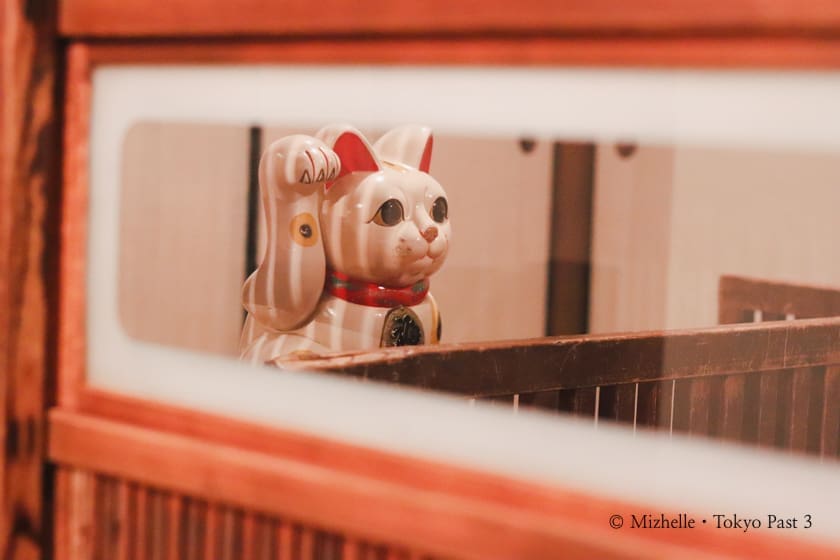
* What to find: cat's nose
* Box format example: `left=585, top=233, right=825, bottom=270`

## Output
left=422, top=226, right=438, bottom=242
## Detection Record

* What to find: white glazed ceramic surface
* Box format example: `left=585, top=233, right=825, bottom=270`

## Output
left=241, top=125, right=450, bottom=363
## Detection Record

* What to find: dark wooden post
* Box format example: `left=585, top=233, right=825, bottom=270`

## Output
left=0, top=0, right=60, bottom=557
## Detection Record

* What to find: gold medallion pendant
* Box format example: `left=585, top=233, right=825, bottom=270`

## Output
left=381, top=307, right=425, bottom=347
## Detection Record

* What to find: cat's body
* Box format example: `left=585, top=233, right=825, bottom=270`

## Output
left=241, top=294, right=440, bottom=363
left=240, top=124, right=450, bottom=365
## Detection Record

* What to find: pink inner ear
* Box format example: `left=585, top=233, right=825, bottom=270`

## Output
left=332, top=132, right=380, bottom=183
left=418, top=136, right=433, bottom=173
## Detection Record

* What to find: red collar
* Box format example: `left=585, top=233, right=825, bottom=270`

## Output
left=325, top=269, right=429, bottom=308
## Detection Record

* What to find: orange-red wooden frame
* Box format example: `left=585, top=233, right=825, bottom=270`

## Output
left=53, top=39, right=840, bottom=559
left=57, top=0, right=840, bottom=38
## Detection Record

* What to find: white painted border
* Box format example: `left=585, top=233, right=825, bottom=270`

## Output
left=90, top=66, right=840, bottom=543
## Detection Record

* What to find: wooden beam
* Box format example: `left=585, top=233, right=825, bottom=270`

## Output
left=0, top=0, right=60, bottom=558
left=297, top=317, right=840, bottom=396
left=57, top=0, right=840, bottom=38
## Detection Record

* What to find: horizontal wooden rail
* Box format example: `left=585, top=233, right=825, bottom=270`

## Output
left=58, top=0, right=840, bottom=38
left=296, top=317, right=840, bottom=397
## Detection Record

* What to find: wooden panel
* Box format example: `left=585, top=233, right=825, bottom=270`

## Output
left=718, top=375, right=746, bottom=441
left=58, top=0, right=840, bottom=38
left=56, top=466, right=385, bottom=560
left=50, top=413, right=840, bottom=560
left=0, top=0, right=59, bottom=559
left=720, top=275, right=840, bottom=321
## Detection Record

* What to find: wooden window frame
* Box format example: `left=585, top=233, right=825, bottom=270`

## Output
left=0, top=0, right=825, bottom=553
left=48, top=37, right=840, bottom=559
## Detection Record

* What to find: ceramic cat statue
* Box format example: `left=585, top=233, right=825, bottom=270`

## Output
left=240, top=124, right=450, bottom=365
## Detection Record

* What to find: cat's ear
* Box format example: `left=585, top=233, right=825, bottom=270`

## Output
left=373, top=125, right=433, bottom=173
left=315, top=125, right=380, bottom=184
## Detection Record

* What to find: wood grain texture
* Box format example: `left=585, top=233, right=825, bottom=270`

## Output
left=720, top=275, right=840, bottom=323
left=49, top=412, right=840, bottom=560
left=298, top=318, right=840, bottom=396
left=719, top=375, right=746, bottom=441
left=68, top=36, right=840, bottom=69
left=58, top=43, right=91, bottom=409
left=820, top=366, right=840, bottom=458
left=57, top=0, right=840, bottom=38
left=0, top=0, right=60, bottom=559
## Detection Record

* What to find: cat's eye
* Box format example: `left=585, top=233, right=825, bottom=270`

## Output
left=431, top=197, right=448, bottom=223
left=373, top=199, right=404, bottom=226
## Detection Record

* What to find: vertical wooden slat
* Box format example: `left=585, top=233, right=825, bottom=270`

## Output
left=755, top=371, right=781, bottom=447
left=671, top=379, right=692, bottom=434
left=787, top=367, right=814, bottom=452
left=92, top=475, right=108, bottom=560
left=687, top=378, right=713, bottom=435
left=635, top=380, right=670, bottom=430
left=517, top=390, right=560, bottom=412
left=481, top=394, right=515, bottom=406
left=241, top=514, right=257, bottom=560
left=597, top=384, right=635, bottom=425
left=557, top=387, right=597, bottom=419
left=150, top=490, right=168, bottom=560
left=331, top=535, right=347, bottom=560
left=113, top=481, right=131, bottom=560
left=772, top=369, right=794, bottom=448
left=299, top=526, right=315, bottom=559
left=718, top=375, right=745, bottom=440
left=101, top=477, right=123, bottom=560
left=259, top=517, right=276, bottom=560
left=166, top=493, right=182, bottom=560
left=342, top=537, right=360, bottom=560
left=71, top=470, right=96, bottom=560
left=132, top=486, right=148, bottom=560
left=203, top=503, right=219, bottom=560
left=54, top=469, right=72, bottom=560
left=219, top=509, right=236, bottom=560
left=277, top=522, right=294, bottom=559
left=820, top=366, right=840, bottom=458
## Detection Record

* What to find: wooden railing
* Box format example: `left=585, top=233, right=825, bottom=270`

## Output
left=301, top=282, right=840, bottom=459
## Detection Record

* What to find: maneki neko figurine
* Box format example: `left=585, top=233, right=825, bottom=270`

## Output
left=240, top=124, right=450, bottom=365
